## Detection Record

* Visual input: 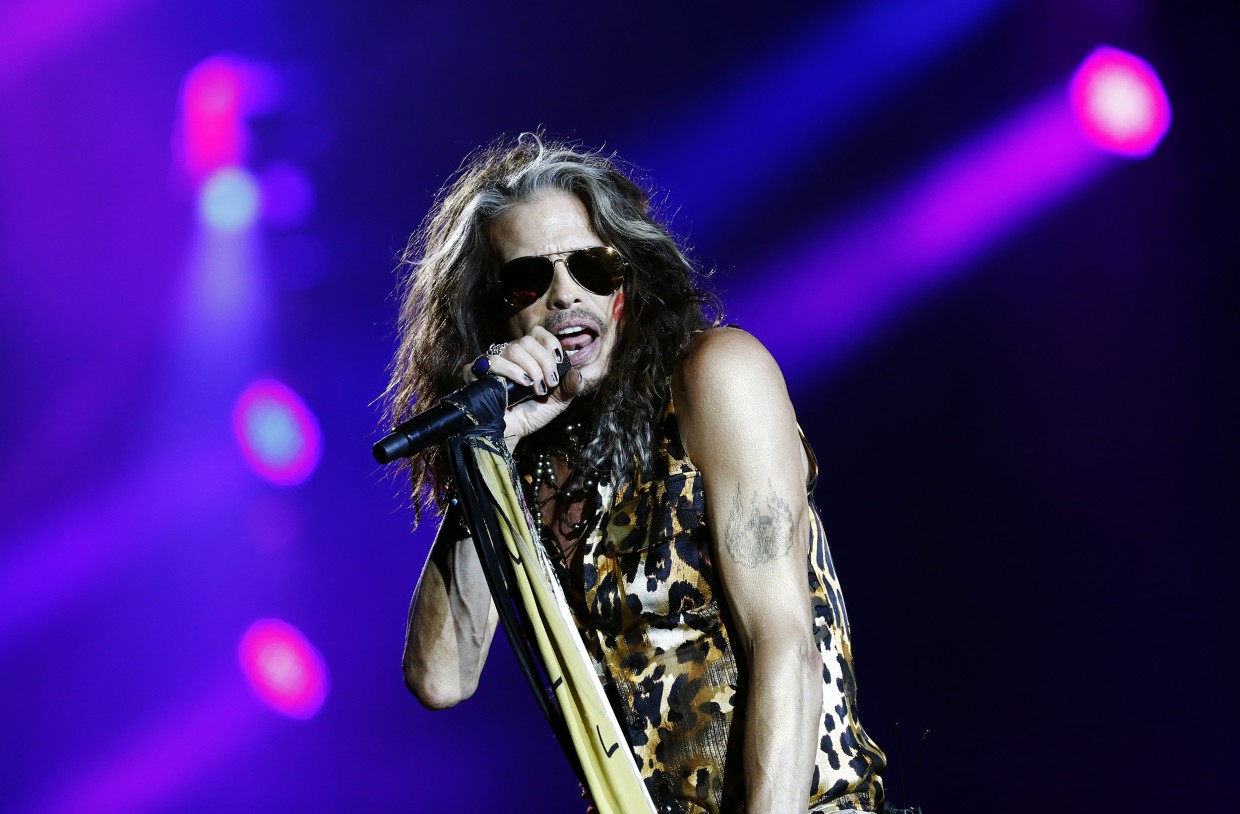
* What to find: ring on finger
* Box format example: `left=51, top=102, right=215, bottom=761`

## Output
left=487, top=341, right=511, bottom=356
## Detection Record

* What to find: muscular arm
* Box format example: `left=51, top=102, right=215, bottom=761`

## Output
left=402, top=510, right=500, bottom=709
left=674, top=328, right=821, bottom=814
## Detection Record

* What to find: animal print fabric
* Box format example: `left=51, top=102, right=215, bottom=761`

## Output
left=524, top=400, right=886, bottom=813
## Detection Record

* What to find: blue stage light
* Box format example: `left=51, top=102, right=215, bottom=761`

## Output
left=198, top=167, right=261, bottom=232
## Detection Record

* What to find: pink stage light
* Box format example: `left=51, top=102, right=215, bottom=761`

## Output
left=179, top=55, right=280, bottom=182
left=238, top=618, right=329, bottom=719
left=1070, top=45, right=1171, bottom=158
left=232, top=379, right=322, bottom=487
left=181, top=57, right=246, bottom=181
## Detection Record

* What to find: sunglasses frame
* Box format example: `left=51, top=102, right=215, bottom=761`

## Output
left=491, top=246, right=628, bottom=309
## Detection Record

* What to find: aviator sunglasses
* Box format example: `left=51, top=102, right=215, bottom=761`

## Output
left=493, top=246, right=627, bottom=309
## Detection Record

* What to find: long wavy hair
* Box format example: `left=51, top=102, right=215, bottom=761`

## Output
left=382, top=133, right=720, bottom=524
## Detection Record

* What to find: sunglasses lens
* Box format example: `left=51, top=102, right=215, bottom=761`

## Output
left=497, top=257, right=552, bottom=308
left=495, top=248, right=625, bottom=308
left=566, top=248, right=624, bottom=295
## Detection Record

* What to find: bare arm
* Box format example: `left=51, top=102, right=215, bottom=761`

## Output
left=402, top=511, right=500, bottom=709
left=403, top=325, right=582, bottom=708
left=673, top=328, right=821, bottom=814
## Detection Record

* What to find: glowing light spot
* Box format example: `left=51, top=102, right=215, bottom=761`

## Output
left=199, top=167, right=261, bottom=232
left=232, top=379, right=322, bottom=486
left=179, top=55, right=280, bottom=181
left=181, top=57, right=247, bottom=180
left=238, top=619, right=329, bottom=719
left=1070, top=45, right=1171, bottom=158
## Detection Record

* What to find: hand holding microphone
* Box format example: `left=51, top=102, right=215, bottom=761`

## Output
left=469, top=327, right=585, bottom=448
left=373, top=329, right=577, bottom=464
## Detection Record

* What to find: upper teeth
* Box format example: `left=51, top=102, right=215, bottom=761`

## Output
left=557, top=326, right=585, bottom=337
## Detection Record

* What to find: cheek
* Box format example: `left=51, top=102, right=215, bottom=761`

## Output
left=505, top=313, right=529, bottom=340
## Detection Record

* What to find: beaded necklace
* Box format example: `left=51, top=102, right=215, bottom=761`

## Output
left=526, top=421, right=604, bottom=572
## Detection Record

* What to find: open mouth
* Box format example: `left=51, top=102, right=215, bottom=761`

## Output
left=549, top=316, right=603, bottom=366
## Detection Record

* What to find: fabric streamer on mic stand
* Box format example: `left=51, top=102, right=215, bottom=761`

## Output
left=379, top=374, right=657, bottom=814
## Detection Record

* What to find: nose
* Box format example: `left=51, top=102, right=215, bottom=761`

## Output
left=543, top=256, right=584, bottom=309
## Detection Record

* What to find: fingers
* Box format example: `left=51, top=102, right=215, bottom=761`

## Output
left=491, top=344, right=547, bottom=394
left=559, top=367, right=585, bottom=399
left=467, top=327, right=565, bottom=396
left=526, top=326, right=565, bottom=386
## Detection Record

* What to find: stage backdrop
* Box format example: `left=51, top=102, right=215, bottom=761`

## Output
left=1, top=1, right=1236, bottom=811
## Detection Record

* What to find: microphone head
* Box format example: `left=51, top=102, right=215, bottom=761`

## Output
left=372, top=433, right=411, bottom=464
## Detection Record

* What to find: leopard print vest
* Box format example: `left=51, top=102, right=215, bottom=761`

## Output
left=524, top=399, right=887, bottom=813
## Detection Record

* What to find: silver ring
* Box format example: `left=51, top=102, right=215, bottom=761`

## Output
left=487, top=342, right=511, bottom=356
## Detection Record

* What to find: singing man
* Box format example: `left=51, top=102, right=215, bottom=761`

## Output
left=383, top=134, right=887, bottom=814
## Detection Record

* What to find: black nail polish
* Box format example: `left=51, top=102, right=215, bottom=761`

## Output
left=523, top=374, right=535, bottom=386
left=540, top=381, right=548, bottom=395
left=554, top=348, right=563, bottom=363
left=550, top=372, right=559, bottom=385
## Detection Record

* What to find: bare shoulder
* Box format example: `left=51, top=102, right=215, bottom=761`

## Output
left=672, top=327, right=797, bottom=463
left=674, top=327, right=784, bottom=396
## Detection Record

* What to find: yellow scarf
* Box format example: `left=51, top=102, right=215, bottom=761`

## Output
left=466, top=433, right=656, bottom=814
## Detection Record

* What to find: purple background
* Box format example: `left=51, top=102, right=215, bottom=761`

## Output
left=1, top=1, right=1236, bottom=811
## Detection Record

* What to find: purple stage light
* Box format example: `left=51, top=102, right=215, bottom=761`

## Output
left=729, top=88, right=1116, bottom=379
left=632, top=0, right=1009, bottom=239
left=1070, top=46, right=1171, bottom=158
left=232, top=380, right=322, bottom=487
left=238, top=619, right=329, bottom=719
left=198, top=167, right=261, bottom=232
left=0, top=449, right=246, bottom=648
left=258, top=162, right=316, bottom=229
left=31, top=682, right=256, bottom=814
left=0, top=0, right=146, bottom=89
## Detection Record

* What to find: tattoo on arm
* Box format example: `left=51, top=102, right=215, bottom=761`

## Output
left=724, top=479, right=795, bottom=568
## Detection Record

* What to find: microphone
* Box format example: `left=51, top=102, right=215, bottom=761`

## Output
left=373, top=355, right=572, bottom=464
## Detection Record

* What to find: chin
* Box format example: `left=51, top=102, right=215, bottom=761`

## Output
left=578, top=376, right=603, bottom=396
left=576, top=350, right=615, bottom=392
left=574, top=365, right=602, bottom=395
